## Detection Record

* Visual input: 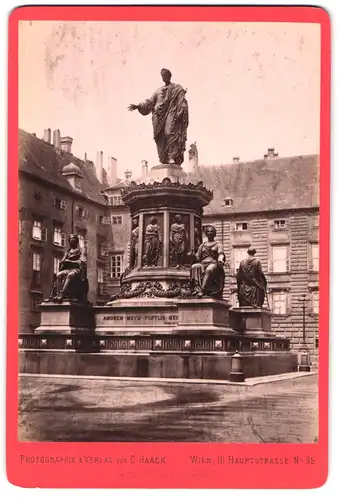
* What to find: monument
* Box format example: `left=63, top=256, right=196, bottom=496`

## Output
left=229, top=247, right=272, bottom=336
left=19, top=69, right=297, bottom=380
left=33, top=234, right=94, bottom=337
left=128, top=68, right=188, bottom=166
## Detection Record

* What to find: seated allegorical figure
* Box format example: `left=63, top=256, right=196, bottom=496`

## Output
left=236, top=247, right=267, bottom=307
left=48, top=234, right=88, bottom=303
left=189, top=225, right=226, bottom=299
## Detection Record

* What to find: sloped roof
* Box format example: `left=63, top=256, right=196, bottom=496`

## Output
left=19, top=129, right=107, bottom=205
left=103, top=180, right=128, bottom=192
left=186, top=155, right=319, bottom=215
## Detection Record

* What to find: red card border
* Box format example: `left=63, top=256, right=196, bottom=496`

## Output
left=7, top=5, right=330, bottom=489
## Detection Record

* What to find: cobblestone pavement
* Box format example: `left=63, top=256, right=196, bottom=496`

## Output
left=18, top=374, right=318, bottom=443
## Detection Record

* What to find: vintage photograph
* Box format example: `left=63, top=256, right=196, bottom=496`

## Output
left=18, top=20, right=320, bottom=443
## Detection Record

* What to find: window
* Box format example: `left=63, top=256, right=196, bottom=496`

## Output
left=53, top=224, right=65, bottom=247
left=96, top=214, right=104, bottom=224
left=235, top=222, right=248, bottom=232
left=32, top=220, right=42, bottom=239
left=54, top=198, right=67, bottom=210
left=33, top=251, right=41, bottom=271
left=75, top=177, right=81, bottom=189
left=75, top=206, right=88, bottom=218
left=234, top=247, right=249, bottom=271
left=274, top=219, right=287, bottom=230
left=270, top=245, right=289, bottom=273
left=110, top=254, right=123, bottom=278
left=309, top=243, right=319, bottom=271
left=312, top=290, right=319, bottom=314
left=32, top=251, right=41, bottom=288
left=53, top=255, right=61, bottom=280
left=271, top=291, right=287, bottom=315
left=97, top=266, right=105, bottom=296
left=223, top=198, right=233, bottom=207
left=108, top=195, right=123, bottom=206
left=77, top=231, right=87, bottom=250
left=111, top=215, right=122, bottom=225
left=34, top=192, right=42, bottom=201
left=32, top=220, right=47, bottom=241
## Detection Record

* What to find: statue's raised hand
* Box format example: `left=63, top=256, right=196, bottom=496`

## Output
left=128, top=104, right=138, bottom=111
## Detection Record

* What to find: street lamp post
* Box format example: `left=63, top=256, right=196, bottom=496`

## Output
left=298, top=293, right=311, bottom=372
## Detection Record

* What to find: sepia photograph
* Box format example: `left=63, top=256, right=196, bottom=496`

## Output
left=17, top=17, right=321, bottom=445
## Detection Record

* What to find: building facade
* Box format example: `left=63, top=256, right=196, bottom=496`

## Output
left=19, top=129, right=110, bottom=332
left=19, top=130, right=319, bottom=358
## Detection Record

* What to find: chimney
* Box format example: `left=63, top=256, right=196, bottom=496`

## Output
left=107, top=156, right=117, bottom=185
left=124, top=169, right=132, bottom=184
left=232, top=156, right=240, bottom=163
left=188, top=142, right=198, bottom=169
left=264, top=147, right=278, bottom=159
left=84, top=152, right=87, bottom=161
left=52, top=129, right=61, bottom=148
left=141, top=159, right=148, bottom=176
left=43, top=128, right=51, bottom=143
left=102, top=168, right=108, bottom=185
left=60, top=136, right=73, bottom=154
left=95, top=151, right=104, bottom=183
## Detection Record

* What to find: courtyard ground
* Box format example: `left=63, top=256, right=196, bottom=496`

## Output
left=18, top=373, right=318, bottom=443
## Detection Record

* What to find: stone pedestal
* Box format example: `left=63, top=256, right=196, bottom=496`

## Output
left=19, top=350, right=298, bottom=380
left=95, top=298, right=178, bottom=335
left=34, top=301, right=94, bottom=335
left=173, top=298, right=233, bottom=334
left=229, top=306, right=272, bottom=336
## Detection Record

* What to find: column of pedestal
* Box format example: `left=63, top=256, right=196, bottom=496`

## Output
left=137, top=212, right=144, bottom=269
left=163, top=209, right=169, bottom=269
left=189, top=213, right=195, bottom=253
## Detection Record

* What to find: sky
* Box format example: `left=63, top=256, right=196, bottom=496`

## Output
left=18, top=21, right=321, bottom=178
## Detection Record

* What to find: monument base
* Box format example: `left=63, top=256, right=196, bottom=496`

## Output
left=173, top=298, right=233, bottom=334
left=229, top=306, right=273, bottom=336
left=21, top=298, right=295, bottom=381
left=19, top=350, right=298, bottom=380
left=34, top=301, right=94, bottom=335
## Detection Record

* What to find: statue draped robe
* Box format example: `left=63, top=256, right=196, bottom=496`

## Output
left=130, top=226, right=139, bottom=269
left=138, top=83, right=189, bottom=165
left=51, top=245, right=88, bottom=301
left=170, top=222, right=187, bottom=263
left=237, top=257, right=267, bottom=307
left=190, top=241, right=225, bottom=298
left=143, top=223, right=161, bottom=267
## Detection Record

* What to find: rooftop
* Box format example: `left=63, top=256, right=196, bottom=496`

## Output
left=19, top=129, right=107, bottom=205
left=187, top=154, right=319, bottom=215
left=19, top=129, right=319, bottom=214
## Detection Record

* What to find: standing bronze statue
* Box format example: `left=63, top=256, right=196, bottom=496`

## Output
left=189, top=225, right=225, bottom=299
left=170, top=214, right=188, bottom=268
left=143, top=216, right=162, bottom=267
left=48, top=234, right=88, bottom=303
left=130, top=217, right=139, bottom=269
left=237, top=247, right=267, bottom=307
left=128, top=68, right=189, bottom=166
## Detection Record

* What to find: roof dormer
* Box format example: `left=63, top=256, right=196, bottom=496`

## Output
left=61, top=162, right=84, bottom=190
